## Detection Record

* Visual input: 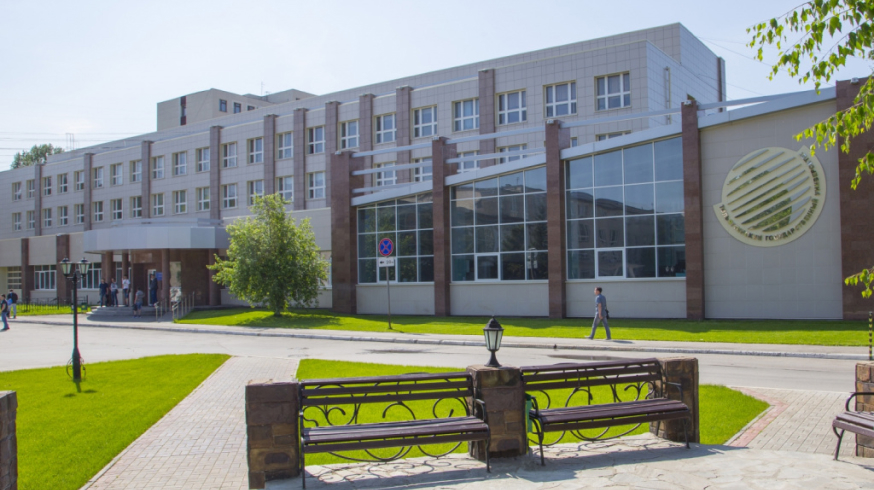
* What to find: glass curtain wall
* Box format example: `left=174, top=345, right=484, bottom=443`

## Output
left=358, top=193, right=434, bottom=283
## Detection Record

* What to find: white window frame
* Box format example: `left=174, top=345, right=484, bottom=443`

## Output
left=307, top=127, right=325, bottom=154
left=173, top=152, right=187, bottom=176
left=130, top=161, right=142, bottom=182
left=26, top=211, right=34, bottom=229
left=277, top=176, right=294, bottom=203
left=173, top=190, right=187, bottom=214
left=340, top=121, right=358, bottom=149
left=92, top=201, right=104, bottom=222
left=92, top=167, right=104, bottom=188
left=151, top=193, right=164, bottom=217
left=111, top=198, right=123, bottom=220
left=571, top=137, right=579, bottom=147
left=277, top=132, right=293, bottom=159
left=453, top=99, right=479, bottom=132
left=308, top=172, right=325, bottom=199
left=34, top=265, right=56, bottom=291
left=110, top=163, right=123, bottom=186
left=596, top=131, right=631, bottom=141
left=12, top=182, right=21, bottom=201
left=152, top=156, right=165, bottom=179
left=457, top=151, right=479, bottom=173
left=375, top=114, right=396, bottom=144
left=596, top=73, right=631, bottom=111
left=75, top=204, right=85, bottom=224
left=413, top=157, right=432, bottom=182
left=196, top=148, right=210, bottom=172
left=58, top=173, right=68, bottom=193
left=130, top=196, right=142, bottom=218
left=497, top=90, right=527, bottom=125
left=248, top=138, right=263, bottom=164
left=222, top=184, right=238, bottom=209
left=247, top=180, right=264, bottom=205
left=413, top=106, right=437, bottom=138
left=42, top=176, right=52, bottom=196
left=42, top=208, right=51, bottom=228
left=374, top=163, right=396, bottom=187
left=499, top=144, right=528, bottom=164
left=58, top=206, right=68, bottom=226
left=196, top=187, right=210, bottom=211
left=545, top=81, right=577, bottom=117
left=74, top=171, right=85, bottom=191
left=12, top=213, right=21, bottom=231
left=222, top=142, right=238, bottom=168
left=26, top=179, right=35, bottom=198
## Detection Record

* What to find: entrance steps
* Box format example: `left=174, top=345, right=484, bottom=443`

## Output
left=87, top=305, right=167, bottom=318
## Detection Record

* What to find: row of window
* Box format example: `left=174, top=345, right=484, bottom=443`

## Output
left=218, top=99, right=256, bottom=114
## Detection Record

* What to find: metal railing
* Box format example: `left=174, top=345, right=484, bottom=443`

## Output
left=171, top=292, right=196, bottom=321
left=17, top=297, right=90, bottom=315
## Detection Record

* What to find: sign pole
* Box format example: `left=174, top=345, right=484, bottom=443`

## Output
left=869, top=311, right=872, bottom=361
left=378, top=237, right=395, bottom=331
left=386, top=269, right=392, bottom=330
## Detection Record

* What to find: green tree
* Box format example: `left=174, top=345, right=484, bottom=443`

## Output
left=208, top=194, right=328, bottom=316
left=11, top=144, right=63, bottom=169
left=749, top=0, right=874, bottom=297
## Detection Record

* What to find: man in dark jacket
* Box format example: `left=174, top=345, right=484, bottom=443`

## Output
left=98, top=279, right=109, bottom=307
left=149, top=273, right=158, bottom=306
left=7, top=290, right=17, bottom=319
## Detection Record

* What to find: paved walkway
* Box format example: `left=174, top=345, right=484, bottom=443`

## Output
left=83, top=356, right=298, bottom=490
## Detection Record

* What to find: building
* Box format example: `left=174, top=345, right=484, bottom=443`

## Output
left=11, top=23, right=867, bottom=321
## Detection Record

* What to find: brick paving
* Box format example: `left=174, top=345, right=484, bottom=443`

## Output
left=83, top=356, right=298, bottom=490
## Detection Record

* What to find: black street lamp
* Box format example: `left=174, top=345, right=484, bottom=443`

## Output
left=483, top=316, right=504, bottom=368
left=60, top=257, right=90, bottom=382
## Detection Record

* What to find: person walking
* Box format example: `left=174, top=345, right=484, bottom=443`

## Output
left=148, top=273, right=158, bottom=306
left=98, top=279, right=109, bottom=307
left=122, top=276, right=130, bottom=307
left=110, top=278, right=119, bottom=307
left=133, top=289, right=144, bottom=317
left=7, top=290, right=17, bottom=319
left=587, top=287, right=611, bottom=340
left=0, top=295, right=9, bottom=331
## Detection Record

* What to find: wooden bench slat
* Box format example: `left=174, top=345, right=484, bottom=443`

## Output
left=534, top=399, right=687, bottom=424
left=521, top=358, right=660, bottom=373
left=526, top=373, right=661, bottom=392
left=544, top=410, right=690, bottom=433
left=833, top=419, right=874, bottom=439
left=522, top=365, right=660, bottom=383
left=301, top=371, right=471, bottom=386
left=301, top=380, right=471, bottom=397
left=303, top=389, right=472, bottom=406
left=834, top=412, right=874, bottom=429
left=303, top=433, right=489, bottom=454
left=305, top=416, right=485, bottom=434
left=305, top=419, right=488, bottom=443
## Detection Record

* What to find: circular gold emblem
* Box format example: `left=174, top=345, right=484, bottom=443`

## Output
left=713, top=146, right=825, bottom=246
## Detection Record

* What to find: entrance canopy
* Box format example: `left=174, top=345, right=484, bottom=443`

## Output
left=83, top=218, right=229, bottom=254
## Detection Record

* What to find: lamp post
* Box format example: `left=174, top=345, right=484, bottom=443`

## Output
left=60, top=257, right=90, bottom=382
left=483, top=316, right=504, bottom=368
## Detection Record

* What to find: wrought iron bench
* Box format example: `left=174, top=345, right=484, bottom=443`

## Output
left=521, top=358, right=691, bottom=465
left=298, top=371, right=490, bottom=488
left=832, top=391, right=874, bottom=460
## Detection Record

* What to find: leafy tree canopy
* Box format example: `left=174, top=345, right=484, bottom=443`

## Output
left=208, top=194, right=328, bottom=315
left=749, top=0, right=874, bottom=297
left=11, top=144, right=63, bottom=169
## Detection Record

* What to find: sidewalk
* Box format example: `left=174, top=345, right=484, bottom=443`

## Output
left=17, top=314, right=872, bottom=361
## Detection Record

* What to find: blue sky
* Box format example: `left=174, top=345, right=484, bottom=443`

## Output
left=1, top=0, right=871, bottom=168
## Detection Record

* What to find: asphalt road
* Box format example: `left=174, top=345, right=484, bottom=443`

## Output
left=0, top=321, right=858, bottom=392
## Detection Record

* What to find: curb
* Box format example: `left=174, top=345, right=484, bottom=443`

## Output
left=16, top=318, right=871, bottom=361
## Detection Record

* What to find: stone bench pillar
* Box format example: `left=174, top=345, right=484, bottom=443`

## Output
left=0, top=391, right=17, bottom=490
left=855, top=361, right=874, bottom=457
left=650, top=357, right=700, bottom=444
left=466, top=365, right=527, bottom=460
left=246, top=380, right=299, bottom=489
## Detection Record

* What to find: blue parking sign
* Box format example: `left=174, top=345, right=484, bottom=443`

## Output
left=378, top=237, right=394, bottom=257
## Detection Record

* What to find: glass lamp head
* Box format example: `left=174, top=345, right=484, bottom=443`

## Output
left=59, top=257, right=72, bottom=277
left=77, top=258, right=90, bottom=276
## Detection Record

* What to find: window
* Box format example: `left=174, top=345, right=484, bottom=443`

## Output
left=58, top=206, right=68, bottom=226
left=26, top=211, right=34, bottom=229
left=75, top=204, right=85, bottom=224
left=43, top=208, right=52, bottom=227
left=173, top=190, right=187, bottom=214
left=413, top=107, right=437, bottom=138
left=219, top=99, right=227, bottom=112
left=277, top=132, right=293, bottom=159
left=374, top=163, right=396, bottom=187
left=26, top=179, right=35, bottom=199
left=565, top=137, right=684, bottom=281
left=130, top=196, right=142, bottom=218
left=453, top=99, right=479, bottom=131
left=457, top=151, right=479, bottom=173
left=450, top=167, right=548, bottom=282
left=596, top=73, right=631, bottom=110
left=498, top=90, right=527, bottom=125
left=6, top=267, right=21, bottom=290
left=596, top=131, right=630, bottom=141
left=130, top=160, right=142, bottom=182
left=357, top=193, right=435, bottom=283
left=222, top=184, right=238, bottom=209
left=92, top=167, right=104, bottom=188
left=173, top=152, right=187, bottom=176
left=110, top=163, right=123, bottom=185
left=247, top=180, right=264, bottom=205
left=12, top=213, right=21, bottom=231
left=196, top=148, right=210, bottom=172
left=571, top=137, right=579, bottom=147
left=340, top=121, right=358, bottom=149
left=151, top=156, right=165, bottom=179
left=79, top=263, right=101, bottom=290
left=307, top=127, right=325, bottom=154
left=222, top=142, right=237, bottom=168
left=196, top=187, right=210, bottom=211
left=111, top=198, right=123, bottom=220
left=308, top=172, right=325, bottom=199
left=58, top=173, right=68, bottom=193
left=74, top=171, right=85, bottom=191
left=92, top=201, right=104, bottom=222
left=247, top=105, right=255, bottom=111
left=375, top=114, right=396, bottom=144
left=277, top=176, right=293, bottom=203
left=248, top=138, right=263, bottom=164
left=499, top=144, right=528, bottom=164
left=34, top=265, right=56, bottom=290
left=545, top=82, right=577, bottom=117
left=12, top=182, right=21, bottom=201
left=413, top=157, right=432, bottom=182
left=233, top=102, right=241, bottom=114
left=151, top=193, right=164, bottom=216
left=43, top=176, right=52, bottom=196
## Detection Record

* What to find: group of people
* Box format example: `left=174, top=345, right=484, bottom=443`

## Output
left=96, top=273, right=157, bottom=318
left=0, top=289, right=17, bottom=332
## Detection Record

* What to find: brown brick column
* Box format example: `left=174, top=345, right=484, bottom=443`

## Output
left=650, top=357, right=700, bottom=444
left=0, top=391, right=18, bottom=490
left=836, top=80, right=874, bottom=320
left=263, top=115, right=277, bottom=195
left=477, top=69, right=496, bottom=167
left=83, top=153, right=93, bottom=230
left=20, top=238, right=30, bottom=303
left=358, top=94, right=374, bottom=188
left=209, top=126, right=222, bottom=222
left=246, top=380, right=299, bottom=488
left=681, top=100, right=705, bottom=320
left=293, top=108, right=307, bottom=211
left=330, top=151, right=362, bottom=314
left=121, top=252, right=130, bottom=306
left=467, top=365, right=527, bottom=459
left=395, top=86, right=412, bottom=183
left=545, top=120, right=569, bottom=319
left=161, top=248, right=171, bottom=303
left=855, top=361, right=874, bottom=457
left=208, top=249, right=220, bottom=306
left=432, top=137, right=457, bottom=316
left=324, top=101, right=339, bottom=203
left=102, top=251, right=113, bottom=302
left=33, top=163, right=42, bottom=237
left=55, top=234, right=70, bottom=304
left=140, top=141, right=152, bottom=219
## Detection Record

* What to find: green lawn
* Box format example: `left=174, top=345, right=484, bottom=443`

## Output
left=296, top=359, right=768, bottom=465
left=15, top=304, right=90, bottom=316
left=0, top=354, right=229, bottom=490
left=180, top=308, right=867, bottom=346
